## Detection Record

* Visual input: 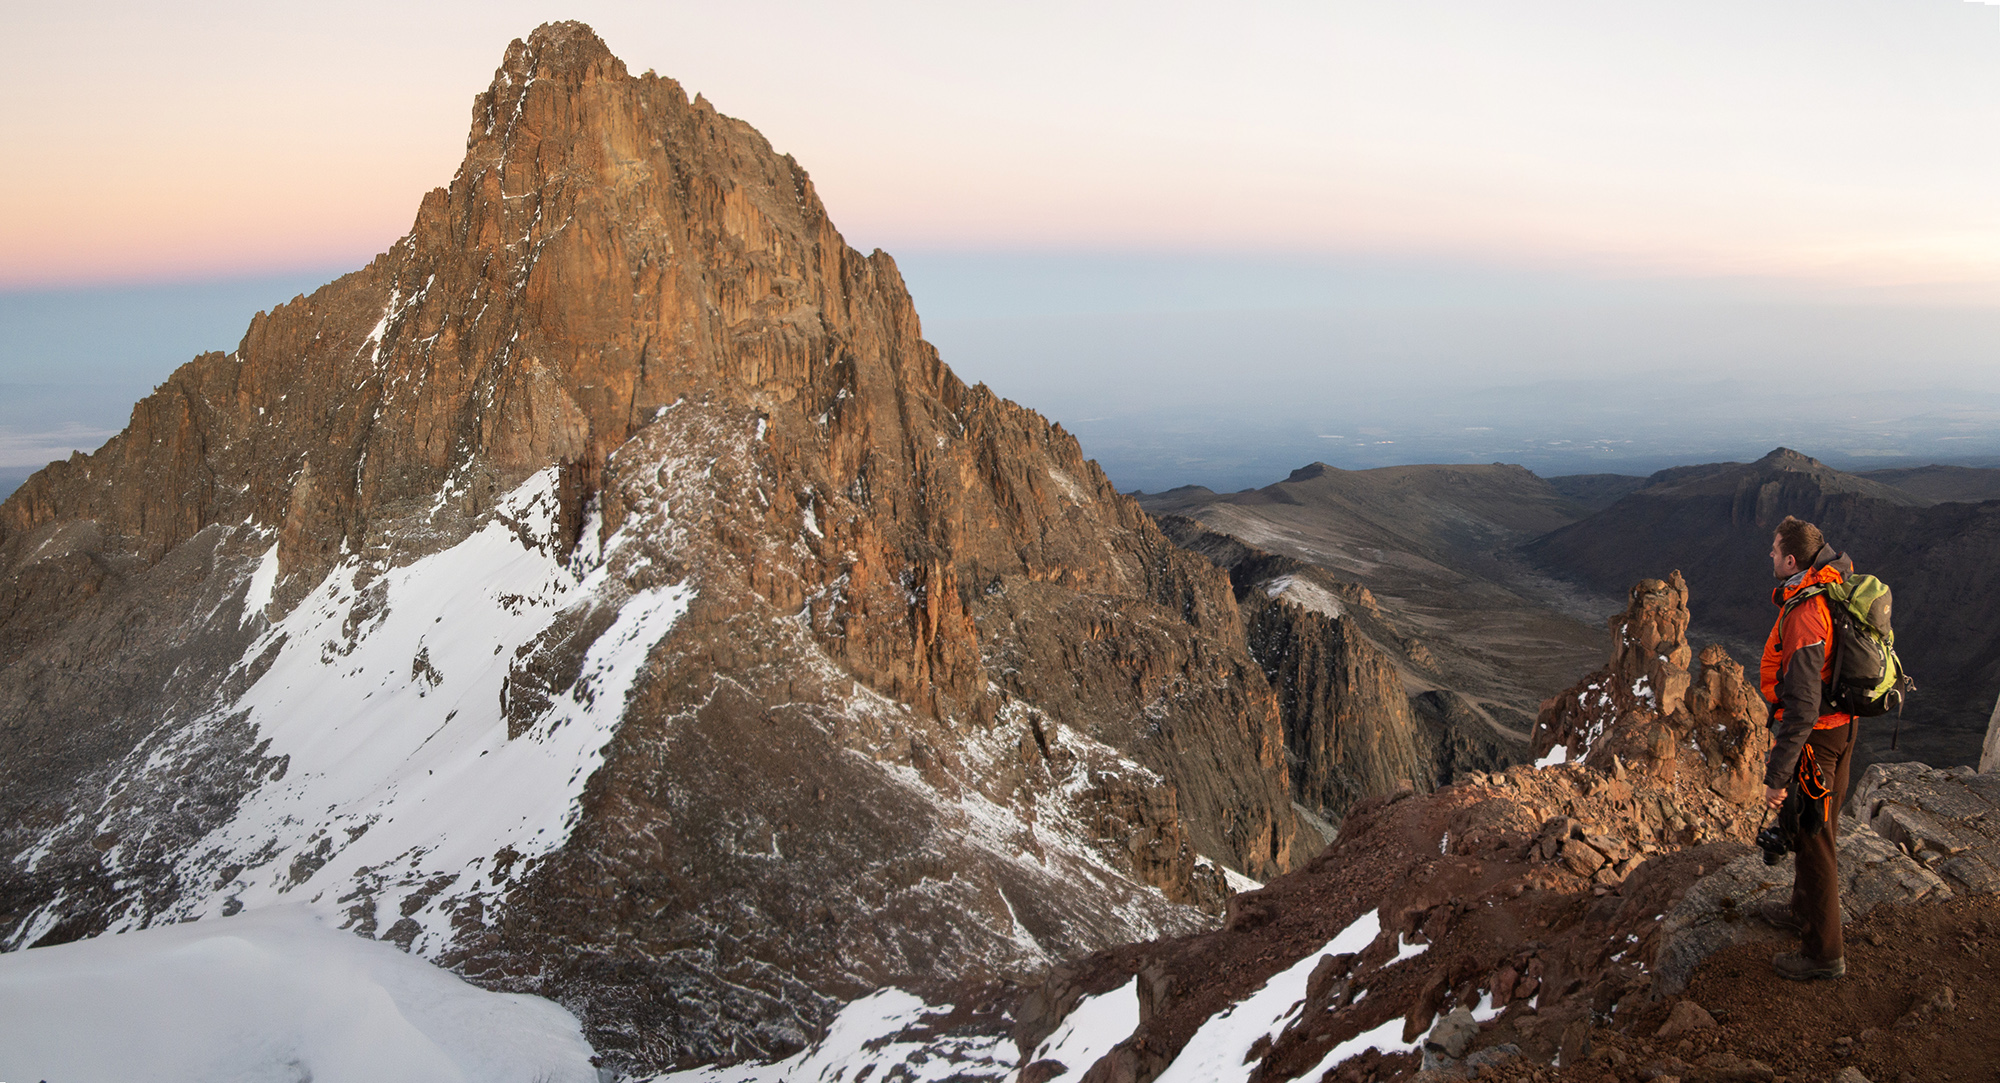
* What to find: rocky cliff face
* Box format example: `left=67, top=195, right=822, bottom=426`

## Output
left=1245, top=597, right=1432, bottom=824
left=0, top=23, right=1309, bottom=1071
left=1154, top=516, right=1489, bottom=829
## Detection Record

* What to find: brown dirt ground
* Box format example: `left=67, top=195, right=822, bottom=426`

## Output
left=1459, top=893, right=2000, bottom=1083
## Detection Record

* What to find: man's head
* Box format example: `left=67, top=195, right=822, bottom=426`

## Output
left=1771, top=515, right=1824, bottom=578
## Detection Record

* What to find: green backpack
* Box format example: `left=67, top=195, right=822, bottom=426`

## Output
left=1782, top=573, right=1915, bottom=720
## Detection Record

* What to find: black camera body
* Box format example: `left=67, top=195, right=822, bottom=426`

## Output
left=1756, top=823, right=1792, bottom=865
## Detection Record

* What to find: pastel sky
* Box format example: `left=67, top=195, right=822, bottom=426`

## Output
left=4, top=0, right=1996, bottom=294
left=3, top=2, right=1998, bottom=493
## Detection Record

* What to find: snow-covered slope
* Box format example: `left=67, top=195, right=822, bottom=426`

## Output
left=640, top=910, right=1433, bottom=1083
left=9, top=467, right=688, bottom=955
left=0, top=905, right=600, bottom=1083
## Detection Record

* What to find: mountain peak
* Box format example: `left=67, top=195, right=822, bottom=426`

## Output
left=471, top=22, right=631, bottom=152
left=500, top=21, right=619, bottom=81
left=1755, top=446, right=1823, bottom=471
left=0, top=26, right=1312, bottom=1070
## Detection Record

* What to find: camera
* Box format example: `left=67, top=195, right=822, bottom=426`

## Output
left=1756, top=823, right=1792, bottom=866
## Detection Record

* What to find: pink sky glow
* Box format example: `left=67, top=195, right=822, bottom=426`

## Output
left=3, top=1, right=1995, bottom=297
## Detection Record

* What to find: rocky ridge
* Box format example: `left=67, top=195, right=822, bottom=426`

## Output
left=916, top=570, right=2000, bottom=1083
left=0, top=23, right=1320, bottom=1071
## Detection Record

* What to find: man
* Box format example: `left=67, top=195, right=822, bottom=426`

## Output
left=1758, top=515, right=1855, bottom=980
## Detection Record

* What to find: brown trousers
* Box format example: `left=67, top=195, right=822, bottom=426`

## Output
left=1790, top=721, right=1856, bottom=962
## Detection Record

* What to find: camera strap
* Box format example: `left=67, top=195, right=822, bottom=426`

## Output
left=1796, top=744, right=1832, bottom=826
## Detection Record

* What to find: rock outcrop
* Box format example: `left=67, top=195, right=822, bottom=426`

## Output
left=1532, top=570, right=1770, bottom=807
left=1849, top=761, right=2000, bottom=893
left=0, top=23, right=1311, bottom=1071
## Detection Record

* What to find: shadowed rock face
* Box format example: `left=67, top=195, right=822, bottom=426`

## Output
left=1245, top=597, right=1431, bottom=823
left=1152, top=515, right=1517, bottom=830
left=0, top=22, right=1310, bottom=1071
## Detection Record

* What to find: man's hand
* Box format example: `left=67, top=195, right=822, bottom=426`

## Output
left=1764, top=786, right=1786, bottom=811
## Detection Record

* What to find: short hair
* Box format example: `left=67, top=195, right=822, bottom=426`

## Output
left=1774, top=516, right=1824, bottom=568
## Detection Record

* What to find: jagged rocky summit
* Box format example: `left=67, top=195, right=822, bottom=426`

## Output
left=0, top=23, right=1322, bottom=1071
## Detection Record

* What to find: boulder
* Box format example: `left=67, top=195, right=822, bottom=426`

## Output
left=1651, top=818, right=1951, bottom=996
left=1849, top=762, right=2000, bottom=893
left=1654, top=999, right=1716, bottom=1041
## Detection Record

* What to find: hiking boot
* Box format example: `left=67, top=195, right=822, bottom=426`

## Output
left=1772, top=951, right=1845, bottom=981
left=1758, top=899, right=1801, bottom=932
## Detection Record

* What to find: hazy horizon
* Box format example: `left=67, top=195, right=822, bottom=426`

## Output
left=5, top=252, right=1998, bottom=500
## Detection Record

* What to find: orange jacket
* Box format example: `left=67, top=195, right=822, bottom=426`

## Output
left=1760, top=550, right=1853, bottom=788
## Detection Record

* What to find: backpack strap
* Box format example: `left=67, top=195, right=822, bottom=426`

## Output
left=1780, top=583, right=1829, bottom=617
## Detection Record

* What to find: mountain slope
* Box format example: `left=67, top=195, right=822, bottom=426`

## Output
left=649, top=571, right=2000, bottom=1083
left=0, top=23, right=1310, bottom=1071
left=1861, top=463, right=2000, bottom=504
left=1137, top=462, right=1609, bottom=756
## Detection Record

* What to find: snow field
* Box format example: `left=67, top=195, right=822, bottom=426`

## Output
left=137, top=466, right=690, bottom=954
left=0, top=906, right=599, bottom=1083
left=1023, top=977, right=1140, bottom=1083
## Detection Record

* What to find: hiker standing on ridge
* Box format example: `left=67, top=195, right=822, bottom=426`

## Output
left=1758, top=515, right=1855, bottom=981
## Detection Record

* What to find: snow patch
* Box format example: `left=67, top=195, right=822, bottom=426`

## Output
left=1264, top=574, right=1346, bottom=620
left=241, top=541, right=281, bottom=626
left=648, top=988, right=1011, bottom=1083
left=1296, top=1015, right=1418, bottom=1082
left=1025, top=977, right=1140, bottom=1083
left=1534, top=743, right=1569, bottom=768
left=1046, top=466, right=1089, bottom=504
left=1153, top=909, right=1383, bottom=1083
left=1199, top=853, right=1264, bottom=894
left=1470, top=989, right=1503, bottom=1022
left=0, top=906, right=598, bottom=1083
